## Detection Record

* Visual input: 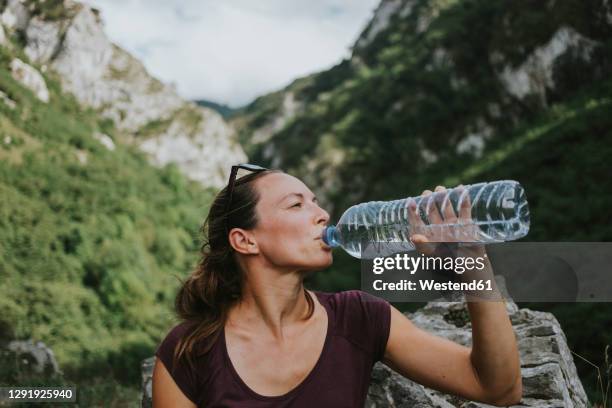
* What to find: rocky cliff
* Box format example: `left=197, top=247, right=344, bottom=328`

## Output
left=1, top=0, right=246, bottom=187
left=231, top=0, right=612, bottom=215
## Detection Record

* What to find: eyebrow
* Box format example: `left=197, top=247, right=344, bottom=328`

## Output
left=278, top=192, right=318, bottom=204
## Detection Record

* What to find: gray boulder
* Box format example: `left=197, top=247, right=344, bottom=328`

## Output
left=10, top=57, right=49, bottom=103
left=365, top=301, right=588, bottom=407
left=5, top=339, right=61, bottom=376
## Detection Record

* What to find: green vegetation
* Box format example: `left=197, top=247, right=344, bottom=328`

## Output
left=25, top=0, right=80, bottom=21
left=1, top=0, right=611, bottom=404
left=234, top=0, right=612, bottom=403
left=0, top=38, right=213, bottom=405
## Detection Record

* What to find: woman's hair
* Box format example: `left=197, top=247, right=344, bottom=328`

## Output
left=172, top=169, right=315, bottom=370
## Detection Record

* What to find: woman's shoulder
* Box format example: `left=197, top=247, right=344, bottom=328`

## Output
left=318, top=290, right=391, bottom=359
left=316, top=289, right=388, bottom=309
left=159, top=321, right=198, bottom=344
left=155, top=321, right=198, bottom=365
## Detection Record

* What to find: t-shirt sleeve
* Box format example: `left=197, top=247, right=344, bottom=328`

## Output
left=336, top=290, right=391, bottom=362
left=154, top=322, right=199, bottom=404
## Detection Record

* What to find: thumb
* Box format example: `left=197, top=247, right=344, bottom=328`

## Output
left=410, top=234, right=436, bottom=256
left=410, top=234, right=429, bottom=244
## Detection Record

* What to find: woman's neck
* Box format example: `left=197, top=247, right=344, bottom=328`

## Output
left=228, top=268, right=312, bottom=343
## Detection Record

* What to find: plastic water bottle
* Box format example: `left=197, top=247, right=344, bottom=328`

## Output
left=321, top=180, right=530, bottom=259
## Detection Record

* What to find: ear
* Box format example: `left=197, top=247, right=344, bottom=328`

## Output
left=228, top=228, right=259, bottom=255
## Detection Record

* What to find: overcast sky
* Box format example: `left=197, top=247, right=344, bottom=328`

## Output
left=85, top=0, right=379, bottom=107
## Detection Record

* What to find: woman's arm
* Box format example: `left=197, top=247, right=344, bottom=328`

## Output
left=382, top=185, right=522, bottom=405
left=383, top=301, right=522, bottom=405
left=152, top=359, right=198, bottom=408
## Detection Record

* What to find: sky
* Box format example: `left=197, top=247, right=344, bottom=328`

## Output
left=85, top=0, right=380, bottom=107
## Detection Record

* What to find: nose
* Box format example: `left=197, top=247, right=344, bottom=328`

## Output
left=315, top=205, right=330, bottom=226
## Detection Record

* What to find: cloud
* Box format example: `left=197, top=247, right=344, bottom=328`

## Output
left=85, top=0, right=379, bottom=107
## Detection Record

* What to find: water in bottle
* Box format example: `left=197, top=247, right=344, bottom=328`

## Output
left=321, top=180, right=530, bottom=259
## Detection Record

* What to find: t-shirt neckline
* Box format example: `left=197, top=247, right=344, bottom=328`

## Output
left=221, top=290, right=332, bottom=401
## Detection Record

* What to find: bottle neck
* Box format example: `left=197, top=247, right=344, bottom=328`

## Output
left=322, top=225, right=340, bottom=248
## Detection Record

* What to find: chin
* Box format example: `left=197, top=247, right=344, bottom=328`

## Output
left=312, top=253, right=334, bottom=270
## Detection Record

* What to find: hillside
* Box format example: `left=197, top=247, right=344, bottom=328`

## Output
left=1, top=0, right=246, bottom=189
left=1, top=0, right=611, bottom=404
left=232, top=0, right=612, bottom=401
left=0, top=12, right=215, bottom=405
left=234, top=0, right=611, bottom=213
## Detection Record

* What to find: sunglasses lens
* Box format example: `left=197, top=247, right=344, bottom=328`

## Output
left=241, top=163, right=266, bottom=171
left=235, top=164, right=267, bottom=178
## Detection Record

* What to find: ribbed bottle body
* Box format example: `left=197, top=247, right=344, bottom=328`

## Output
left=325, top=180, right=529, bottom=259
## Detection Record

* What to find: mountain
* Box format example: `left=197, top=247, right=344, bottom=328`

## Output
left=0, top=0, right=239, bottom=403
left=195, top=99, right=237, bottom=119
left=230, top=0, right=612, bottom=401
left=232, top=0, right=612, bottom=218
left=1, top=0, right=246, bottom=188
left=1, top=0, right=612, bottom=404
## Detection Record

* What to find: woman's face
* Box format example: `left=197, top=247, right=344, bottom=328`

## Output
left=250, top=172, right=332, bottom=271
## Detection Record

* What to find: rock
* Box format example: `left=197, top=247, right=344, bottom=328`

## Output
left=24, top=15, right=64, bottom=63
left=75, top=149, right=87, bottom=164
left=10, top=57, right=49, bottom=103
left=139, top=296, right=588, bottom=407
left=250, top=91, right=300, bottom=145
left=93, top=131, right=115, bottom=151
left=1, top=0, right=30, bottom=33
left=355, top=0, right=418, bottom=50
left=494, top=26, right=599, bottom=107
left=139, top=106, right=246, bottom=188
left=5, top=339, right=60, bottom=376
left=456, top=118, right=494, bottom=158
left=0, top=90, right=17, bottom=109
left=141, top=356, right=155, bottom=408
left=355, top=0, right=406, bottom=50
left=364, top=297, right=588, bottom=407
left=0, top=24, right=8, bottom=47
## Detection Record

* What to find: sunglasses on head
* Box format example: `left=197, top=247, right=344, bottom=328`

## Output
left=224, top=163, right=268, bottom=230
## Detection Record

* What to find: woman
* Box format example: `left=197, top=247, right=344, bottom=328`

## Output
left=152, top=164, right=522, bottom=407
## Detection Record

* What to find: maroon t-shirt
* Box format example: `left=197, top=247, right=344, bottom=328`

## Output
left=155, top=290, right=392, bottom=407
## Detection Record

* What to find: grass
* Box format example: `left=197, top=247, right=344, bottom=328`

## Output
left=574, top=345, right=611, bottom=408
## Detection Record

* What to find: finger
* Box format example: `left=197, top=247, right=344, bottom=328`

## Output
left=457, top=186, right=472, bottom=222
left=410, top=234, right=434, bottom=255
left=410, top=234, right=428, bottom=244
left=434, top=185, right=445, bottom=193
left=422, top=192, right=444, bottom=225
left=406, top=198, right=422, bottom=226
left=436, top=186, right=458, bottom=223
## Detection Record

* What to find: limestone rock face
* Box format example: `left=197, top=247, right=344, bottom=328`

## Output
left=140, top=299, right=588, bottom=407
left=4, top=1, right=246, bottom=188
left=10, top=58, right=49, bottom=102
left=139, top=106, right=246, bottom=188
left=494, top=26, right=599, bottom=107
left=24, top=15, right=64, bottom=63
left=1, top=0, right=30, bottom=33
